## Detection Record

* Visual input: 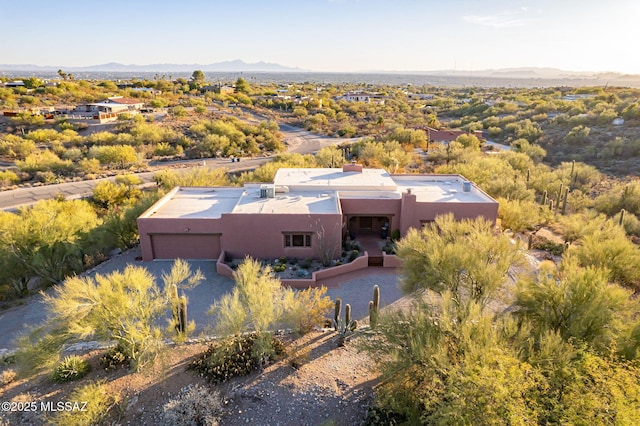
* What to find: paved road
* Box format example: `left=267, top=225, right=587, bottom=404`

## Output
left=0, top=158, right=268, bottom=211
left=0, top=116, right=359, bottom=211
left=0, top=247, right=403, bottom=351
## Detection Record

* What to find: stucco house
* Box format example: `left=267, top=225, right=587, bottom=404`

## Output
left=137, top=164, right=498, bottom=262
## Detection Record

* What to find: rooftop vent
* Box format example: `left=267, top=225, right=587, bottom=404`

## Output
left=462, top=181, right=472, bottom=192
left=260, top=185, right=275, bottom=198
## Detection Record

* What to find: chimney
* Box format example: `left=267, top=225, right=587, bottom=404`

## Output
left=342, top=161, right=363, bottom=173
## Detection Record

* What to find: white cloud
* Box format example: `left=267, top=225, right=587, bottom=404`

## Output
left=462, top=10, right=531, bottom=28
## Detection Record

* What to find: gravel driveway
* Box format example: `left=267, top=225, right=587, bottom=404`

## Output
left=0, top=247, right=402, bottom=352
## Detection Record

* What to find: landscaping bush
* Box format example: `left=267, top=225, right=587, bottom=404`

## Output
left=349, top=250, right=360, bottom=262
left=274, top=263, right=286, bottom=273
left=299, top=257, right=312, bottom=269
left=190, top=333, right=285, bottom=384
left=283, top=286, right=333, bottom=335
left=162, top=384, right=224, bottom=426
left=0, top=369, right=16, bottom=386
left=99, top=345, right=130, bottom=371
left=51, top=355, right=91, bottom=383
left=531, top=236, right=565, bottom=256
left=51, top=380, right=118, bottom=426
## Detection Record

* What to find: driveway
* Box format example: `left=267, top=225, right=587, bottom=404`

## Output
left=0, top=247, right=403, bottom=352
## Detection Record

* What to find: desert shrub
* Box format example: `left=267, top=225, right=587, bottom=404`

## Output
left=51, top=380, right=118, bottom=426
left=190, top=333, right=285, bottom=384
left=299, top=257, right=312, bottom=269
left=274, top=263, right=286, bottom=273
left=51, top=355, right=91, bottom=383
left=99, top=345, right=130, bottom=371
left=531, top=236, right=565, bottom=256
left=0, top=369, right=16, bottom=386
left=162, top=384, right=224, bottom=426
left=349, top=250, right=360, bottom=262
left=282, top=286, right=333, bottom=335
left=497, top=198, right=550, bottom=232
left=382, top=241, right=397, bottom=255
left=0, top=170, right=20, bottom=186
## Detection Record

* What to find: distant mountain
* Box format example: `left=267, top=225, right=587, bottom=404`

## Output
left=0, top=60, right=305, bottom=73
left=361, top=67, right=637, bottom=80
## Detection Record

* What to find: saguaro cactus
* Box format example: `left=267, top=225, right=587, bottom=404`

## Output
left=541, top=190, right=548, bottom=206
left=334, top=298, right=342, bottom=331
left=369, top=285, right=380, bottom=329
left=178, top=295, right=187, bottom=334
left=619, top=209, right=626, bottom=226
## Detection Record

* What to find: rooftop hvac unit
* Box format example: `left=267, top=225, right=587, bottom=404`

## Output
left=260, top=185, right=275, bottom=198
left=462, top=181, right=472, bottom=192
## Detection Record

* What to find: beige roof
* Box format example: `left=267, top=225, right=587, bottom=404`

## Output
left=144, top=187, right=244, bottom=219
left=141, top=169, right=495, bottom=220
left=274, top=168, right=397, bottom=191
left=392, top=175, right=494, bottom=203
left=233, top=188, right=340, bottom=214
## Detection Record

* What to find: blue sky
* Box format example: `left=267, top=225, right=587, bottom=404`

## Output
left=1, top=0, right=639, bottom=73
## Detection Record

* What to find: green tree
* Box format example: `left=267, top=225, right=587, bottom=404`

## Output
left=315, top=146, right=346, bottom=168
left=0, top=199, right=100, bottom=294
left=515, top=258, right=636, bottom=355
left=26, top=260, right=202, bottom=371
left=235, top=77, right=250, bottom=94
left=570, top=221, right=640, bottom=291
left=191, top=70, right=205, bottom=83
left=396, top=213, right=523, bottom=309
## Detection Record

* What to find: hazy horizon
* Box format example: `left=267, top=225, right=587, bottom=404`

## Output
left=1, top=0, right=639, bottom=75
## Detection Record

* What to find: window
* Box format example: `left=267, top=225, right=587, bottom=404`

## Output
left=284, top=233, right=312, bottom=247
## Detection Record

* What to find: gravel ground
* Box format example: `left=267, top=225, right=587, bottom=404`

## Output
left=0, top=247, right=402, bottom=351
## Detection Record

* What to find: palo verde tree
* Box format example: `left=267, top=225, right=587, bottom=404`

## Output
left=515, top=257, right=639, bottom=356
left=17, top=260, right=203, bottom=372
left=210, top=257, right=331, bottom=360
left=396, top=213, right=523, bottom=310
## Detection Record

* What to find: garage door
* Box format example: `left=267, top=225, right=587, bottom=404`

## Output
left=150, top=234, right=221, bottom=260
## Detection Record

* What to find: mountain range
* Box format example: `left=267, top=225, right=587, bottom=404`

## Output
left=0, top=60, right=304, bottom=73
left=0, top=61, right=637, bottom=80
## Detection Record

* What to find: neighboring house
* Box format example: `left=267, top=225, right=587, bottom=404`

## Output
left=337, top=92, right=386, bottom=105
left=425, top=127, right=484, bottom=143
left=4, top=80, right=25, bottom=87
left=137, top=164, right=498, bottom=262
left=340, top=92, right=371, bottom=103
left=613, top=117, right=625, bottom=126
left=104, top=96, right=145, bottom=110
left=72, top=97, right=144, bottom=123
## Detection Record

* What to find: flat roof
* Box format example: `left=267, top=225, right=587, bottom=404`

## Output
left=274, top=168, right=397, bottom=191
left=141, top=169, right=496, bottom=220
left=146, top=187, right=244, bottom=219
left=392, top=175, right=495, bottom=203
left=233, top=189, right=340, bottom=214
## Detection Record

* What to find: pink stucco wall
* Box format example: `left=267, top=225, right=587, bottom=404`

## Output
left=382, top=252, right=403, bottom=268
left=138, top=213, right=343, bottom=261
left=340, top=198, right=402, bottom=234
left=399, top=192, right=498, bottom=235
left=215, top=250, right=370, bottom=288
left=281, top=251, right=370, bottom=288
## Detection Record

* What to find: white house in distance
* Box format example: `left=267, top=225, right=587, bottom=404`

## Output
left=72, top=97, right=145, bottom=122
left=337, top=92, right=386, bottom=105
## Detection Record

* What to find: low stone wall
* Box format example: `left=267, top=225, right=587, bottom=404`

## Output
left=282, top=251, right=370, bottom=288
left=382, top=252, right=403, bottom=268
left=216, top=251, right=234, bottom=278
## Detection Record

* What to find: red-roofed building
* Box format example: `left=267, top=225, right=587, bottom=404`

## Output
left=425, top=127, right=484, bottom=143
